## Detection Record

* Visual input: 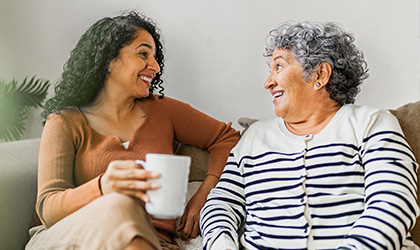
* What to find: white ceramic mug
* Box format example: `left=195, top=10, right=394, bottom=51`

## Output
left=135, top=153, right=191, bottom=219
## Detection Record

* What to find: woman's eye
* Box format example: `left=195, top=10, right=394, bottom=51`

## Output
left=276, top=64, right=282, bottom=70
left=139, top=51, right=148, bottom=58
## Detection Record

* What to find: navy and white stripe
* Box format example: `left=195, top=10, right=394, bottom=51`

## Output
left=200, top=105, right=419, bottom=250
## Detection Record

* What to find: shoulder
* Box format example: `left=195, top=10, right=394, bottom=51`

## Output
left=139, top=94, right=207, bottom=127
left=142, top=94, right=185, bottom=104
left=233, top=118, right=279, bottom=152
left=242, top=118, right=278, bottom=136
left=140, top=94, right=192, bottom=110
left=340, top=104, right=403, bottom=140
left=344, top=104, right=388, bottom=117
left=45, top=107, right=86, bottom=131
left=343, top=104, right=399, bottom=129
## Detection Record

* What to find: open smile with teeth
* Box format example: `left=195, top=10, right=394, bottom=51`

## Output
left=139, top=75, right=152, bottom=82
left=273, top=91, right=284, bottom=98
left=139, top=75, right=153, bottom=86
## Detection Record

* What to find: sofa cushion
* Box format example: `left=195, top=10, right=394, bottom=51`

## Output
left=389, top=101, right=420, bottom=245
left=173, top=141, right=209, bottom=182
left=389, top=101, right=420, bottom=164
left=0, top=138, right=40, bottom=250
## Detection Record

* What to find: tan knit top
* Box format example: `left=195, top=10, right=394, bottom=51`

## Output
left=36, top=94, right=240, bottom=241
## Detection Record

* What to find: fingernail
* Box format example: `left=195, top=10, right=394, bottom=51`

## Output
left=150, top=172, right=161, bottom=178
left=151, top=182, right=161, bottom=189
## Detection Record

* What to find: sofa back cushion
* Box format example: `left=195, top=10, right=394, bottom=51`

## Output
left=173, top=141, right=209, bottom=182
left=389, top=101, right=420, bottom=245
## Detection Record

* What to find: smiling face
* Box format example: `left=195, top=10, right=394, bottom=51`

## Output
left=107, top=29, right=160, bottom=99
left=264, top=48, right=317, bottom=122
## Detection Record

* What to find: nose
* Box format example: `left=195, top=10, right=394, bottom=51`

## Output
left=264, top=72, right=276, bottom=90
left=147, top=57, right=161, bottom=74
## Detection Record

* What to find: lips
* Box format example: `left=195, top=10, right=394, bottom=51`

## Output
left=272, top=90, right=284, bottom=99
left=138, top=74, right=153, bottom=87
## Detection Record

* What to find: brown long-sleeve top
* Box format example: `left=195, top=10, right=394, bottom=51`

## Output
left=36, top=94, right=240, bottom=241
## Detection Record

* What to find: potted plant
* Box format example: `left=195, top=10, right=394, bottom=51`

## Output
left=0, top=76, right=50, bottom=141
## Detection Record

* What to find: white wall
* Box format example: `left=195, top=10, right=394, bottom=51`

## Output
left=1, top=0, right=419, bottom=139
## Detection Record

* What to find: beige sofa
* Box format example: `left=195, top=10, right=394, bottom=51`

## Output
left=0, top=101, right=419, bottom=249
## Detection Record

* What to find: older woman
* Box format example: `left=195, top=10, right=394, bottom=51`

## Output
left=200, top=21, right=419, bottom=249
left=25, top=11, right=240, bottom=250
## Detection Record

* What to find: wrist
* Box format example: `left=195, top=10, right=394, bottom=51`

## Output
left=98, top=174, right=104, bottom=195
left=195, top=174, right=219, bottom=199
left=203, top=174, right=219, bottom=189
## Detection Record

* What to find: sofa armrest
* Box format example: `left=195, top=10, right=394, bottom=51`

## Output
left=0, top=138, right=40, bottom=250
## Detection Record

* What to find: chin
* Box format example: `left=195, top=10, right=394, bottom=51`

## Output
left=274, top=107, right=285, bottom=118
left=274, top=112, right=284, bottom=119
left=139, top=90, right=151, bottom=97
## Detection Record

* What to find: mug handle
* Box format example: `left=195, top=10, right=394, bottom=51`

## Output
left=135, top=160, right=146, bottom=169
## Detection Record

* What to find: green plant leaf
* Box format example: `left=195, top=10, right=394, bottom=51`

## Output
left=0, top=76, right=50, bottom=141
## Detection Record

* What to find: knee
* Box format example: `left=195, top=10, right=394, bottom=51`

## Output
left=77, top=192, right=149, bottom=230
left=100, top=192, right=143, bottom=210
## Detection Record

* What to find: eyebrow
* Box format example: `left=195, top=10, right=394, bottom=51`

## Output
left=136, top=43, right=154, bottom=50
left=273, top=55, right=286, bottom=61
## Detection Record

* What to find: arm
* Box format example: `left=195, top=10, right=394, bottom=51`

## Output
left=160, top=97, right=240, bottom=177
left=176, top=174, right=219, bottom=239
left=200, top=152, right=246, bottom=250
left=36, top=113, right=102, bottom=228
left=338, top=111, right=419, bottom=249
left=161, top=97, right=240, bottom=238
left=37, top=112, right=161, bottom=228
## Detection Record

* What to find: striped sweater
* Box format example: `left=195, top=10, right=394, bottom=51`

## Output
left=200, top=105, right=419, bottom=250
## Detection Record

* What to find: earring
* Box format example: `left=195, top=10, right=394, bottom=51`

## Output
left=316, top=82, right=321, bottom=87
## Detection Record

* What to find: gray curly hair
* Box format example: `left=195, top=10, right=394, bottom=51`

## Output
left=265, top=21, right=369, bottom=105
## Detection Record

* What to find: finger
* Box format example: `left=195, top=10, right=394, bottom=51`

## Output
left=107, top=161, right=160, bottom=180
left=109, top=168, right=160, bottom=181
left=116, top=189, right=151, bottom=203
left=113, top=180, right=161, bottom=191
left=102, top=161, right=159, bottom=195
left=109, top=161, right=161, bottom=178
left=109, top=160, right=139, bottom=170
left=190, top=220, right=200, bottom=238
left=181, top=218, right=193, bottom=239
left=176, top=213, right=187, bottom=231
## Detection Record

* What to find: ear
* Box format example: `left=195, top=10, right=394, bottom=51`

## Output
left=107, top=60, right=114, bottom=74
left=314, top=62, right=332, bottom=90
left=108, top=56, right=120, bottom=74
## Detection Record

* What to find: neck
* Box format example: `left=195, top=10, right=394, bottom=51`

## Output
left=83, top=86, right=139, bottom=121
left=285, top=101, right=341, bottom=136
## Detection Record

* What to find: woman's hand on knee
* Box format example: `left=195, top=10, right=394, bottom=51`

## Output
left=100, top=160, right=161, bottom=203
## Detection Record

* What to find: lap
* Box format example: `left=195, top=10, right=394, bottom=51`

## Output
left=159, top=238, right=181, bottom=250
left=26, top=193, right=162, bottom=250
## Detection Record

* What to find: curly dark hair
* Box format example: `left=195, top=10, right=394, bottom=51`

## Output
left=265, top=21, right=369, bottom=105
left=41, top=11, right=165, bottom=123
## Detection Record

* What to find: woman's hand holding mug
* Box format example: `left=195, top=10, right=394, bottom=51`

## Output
left=100, top=160, right=161, bottom=203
